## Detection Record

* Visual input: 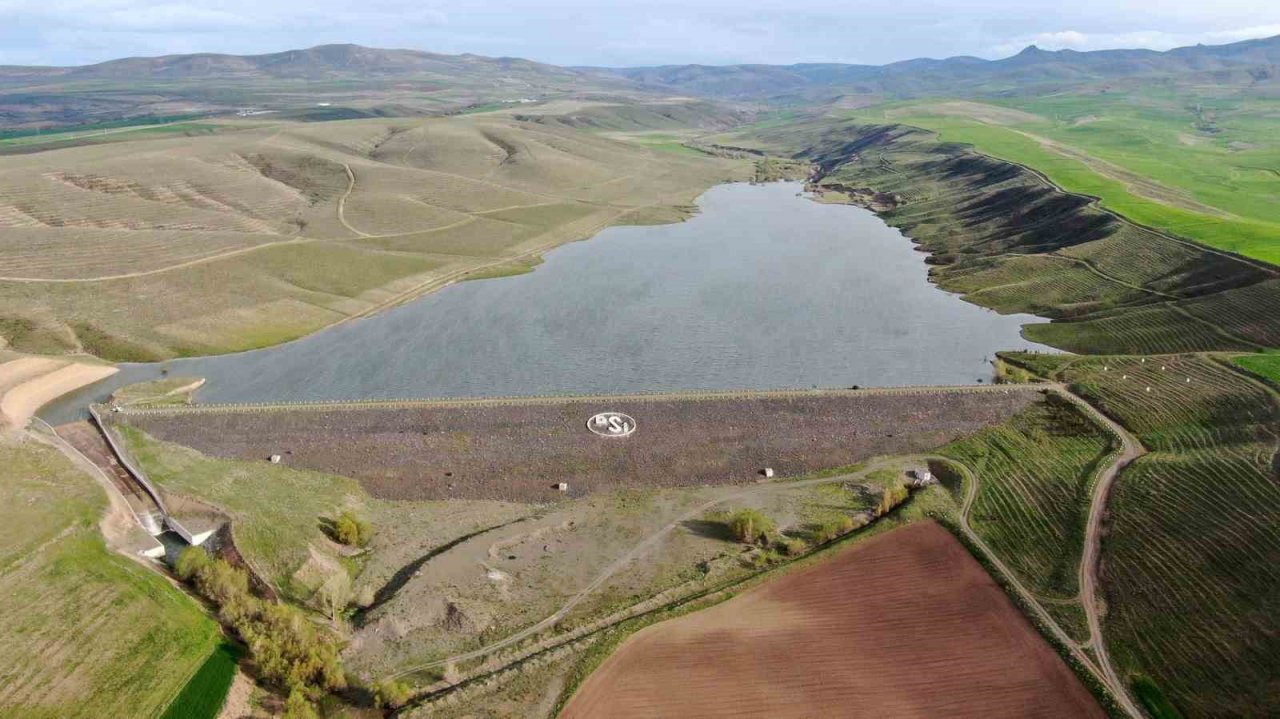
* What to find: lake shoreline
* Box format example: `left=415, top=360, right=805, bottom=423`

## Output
left=38, top=181, right=1052, bottom=424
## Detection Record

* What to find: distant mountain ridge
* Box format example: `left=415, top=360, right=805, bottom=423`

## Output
left=586, top=34, right=1280, bottom=98
left=2, top=36, right=1278, bottom=129
left=5, top=34, right=1277, bottom=90
left=0, top=43, right=591, bottom=84
left=0, top=44, right=628, bottom=129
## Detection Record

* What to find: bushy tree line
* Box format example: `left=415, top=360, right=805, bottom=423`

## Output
left=175, top=548, right=345, bottom=717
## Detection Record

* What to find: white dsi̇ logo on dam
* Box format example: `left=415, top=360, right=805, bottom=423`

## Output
left=587, top=412, right=636, bottom=438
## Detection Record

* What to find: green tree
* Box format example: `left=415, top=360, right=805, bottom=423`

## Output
left=727, top=508, right=776, bottom=544
left=176, top=552, right=347, bottom=701
left=373, top=678, right=413, bottom=709
left=333, top=510, right=373, bottom=547
left=317, top=570, right=352, bottom=624
left=195, top=558, right=250, bottom=607
left=244, top=602, right=346, bottom=694
left=282, top=689, right=318, bottom=719
left=174, top=546, right=210, bottom=581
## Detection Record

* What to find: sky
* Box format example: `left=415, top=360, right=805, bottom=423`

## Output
left=1, top=0, right=1279, bottom=67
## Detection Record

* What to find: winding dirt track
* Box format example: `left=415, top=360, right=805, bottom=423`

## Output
left=1057, top=387, right=1146, bottom=719
left=954, top=384, right=1145, bottom=718
left=389, top=458, right=907, bottom=679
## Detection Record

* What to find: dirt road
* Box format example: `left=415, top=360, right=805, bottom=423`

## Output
left=954, top=384, right=1146, bottom=718
left=1056, top=387, right=1147, bottom=719
left=389, top=458, right=910, bottom=679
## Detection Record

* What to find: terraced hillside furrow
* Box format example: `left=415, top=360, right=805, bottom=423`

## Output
left=1055, top=355, right=1280, bottom=717
left=939, top=394, right=1116, bottom=601
left=739, top=119, right=1280, bottom=356
left=1026, top=305, right=1263, bottom=355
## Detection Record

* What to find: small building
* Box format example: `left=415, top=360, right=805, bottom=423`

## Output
left=555, top=482, right=569, bottom=492
left=910, top=468, right=935, bottom=487
left=269, top=454, right=282, bottom=464
left=762, top=467, right=776, bottom=478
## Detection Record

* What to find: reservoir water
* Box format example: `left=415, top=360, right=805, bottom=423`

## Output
left=40, top=181, right=1052, bottom=423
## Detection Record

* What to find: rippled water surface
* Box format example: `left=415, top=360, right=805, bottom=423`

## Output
left=41, top=181, right=1052, bottom=423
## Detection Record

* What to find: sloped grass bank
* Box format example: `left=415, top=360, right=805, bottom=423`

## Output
left=160, top=642, right=243, bottom=719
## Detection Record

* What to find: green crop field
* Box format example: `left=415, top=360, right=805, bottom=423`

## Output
left=160, top=642, right=242, bottom=719
left=0, top=434, right=219, bottom=719
left=1235, top=351, right=1280, bottom=386
left=850, top=93, right=1280, bottom=264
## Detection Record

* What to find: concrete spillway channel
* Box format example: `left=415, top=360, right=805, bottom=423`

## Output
left=53, top=408, right=213, bottom=562
left=56, top=421, right=166, bottom=532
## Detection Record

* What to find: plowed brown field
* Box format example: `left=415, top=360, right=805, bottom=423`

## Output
left=560, top=521, right=1104, bottom=719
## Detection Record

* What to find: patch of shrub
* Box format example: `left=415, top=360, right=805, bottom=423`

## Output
left=333, top=510, right=373, bottom=547
left=175, top=546, right=211, bottom=582
left=726, top=508, right=775, bottom=544
left=811, top=515, right=858, bottom=544
left=877, top=483, right=910, bottom=516
left=283, top=689, right=318, bottom=719
left=778, top=537, right=808, bottom=556
left=750, top=548, right=784, bottom=569
left=373, top=678, right=413, bottom=709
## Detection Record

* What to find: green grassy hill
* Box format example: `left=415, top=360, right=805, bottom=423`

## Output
left=0, top=433, right=219, bottom=719
left=0, top=113, right=747, bottom=361
left=939, top=395, right=1116, bottom=602
left=849, top=93, right=1280, bottom=264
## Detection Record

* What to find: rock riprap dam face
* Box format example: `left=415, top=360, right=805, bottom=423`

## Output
left=116, top=387, right=1038, bottom=501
